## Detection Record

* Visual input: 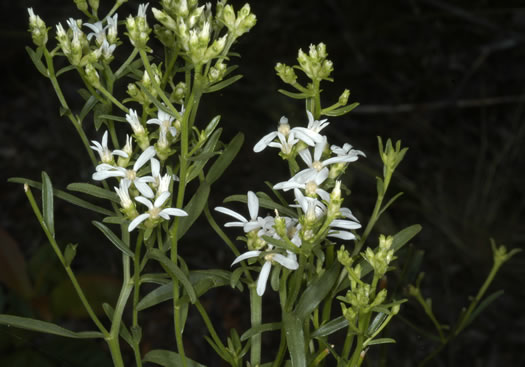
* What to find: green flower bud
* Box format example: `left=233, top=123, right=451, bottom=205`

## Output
left=337, top=245, right=353, bottom=268
left=85, top=63, right=100, bottom=88
left=152, top=8, right=177, bottom=31
left=88, top=0, right=99, bottom=13
left=27, top=8, right=48, bottom=47
left=275, top=62, right=297, bottom=84
left=73, top=0, right=88, bottom=12
left=64, top=243, right=78, bottom=267
left=391, top=304, right=401, bottom=315
left=171, top=81, right=186, bottom=104
left=339, top=89, right=350, bottom=105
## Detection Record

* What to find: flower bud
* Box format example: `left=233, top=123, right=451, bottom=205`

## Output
left=88, top=0, right=99, bottom=13
left=152, top=8, right=177, bottom=31
left=275, top=63, right=297, bottom=85
left=73, top=0, right=88, bottom=12
left=85, top=63, right=100, bottom=87
left=339, top=89, right=350, bottom=105
left=27, top=8, right=48, bottom=47
left=171, top=81, right=186, bottom=104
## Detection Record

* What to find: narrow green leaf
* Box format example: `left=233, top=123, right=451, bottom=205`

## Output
left=56, top=65, right=76, bottom=77
left=177, top=181, right=210, bottom=240
left=206, top=133, right=244, bottom=185
left=68, top=183, right=119, bottom=203
left=295, top=261, right=341, bottom=320
left=378, top=192, right=404, bottom=217
left=311, top=316, right=349, bottom=338
left=187, top=151, right=220, bottom=162
left=97, top=114, right=128, bottom=123
left=140, top=273, right=170, bottom=285
left=143, top=349, right=206, bottom=367
left=0, top=314, right=103, bottom=339
left=25, top=46, right=47, bottom=77
left=79, top=95, right=98, bottom=123
left=323, top=102, right=360, bottom=117
left=92, top=221, right=134, bottom=258
left=392, top=224, right=422, bottom=251
left=283, top=312, right=306, bottom=367
left=365, top=337, right=396, bottom=346
left=103, top=216, right=128, bottom=225
left=136, top=282, right=172, bottom=311
left=367, top=312, right=388, bottom=336
left=240, top=322, right=281, bottom=341
left=464, top=290, right=505, bottom=329
left=9, top=177, right=114, bottom=216
left=41, top=172, right=55, bottom=238
left=186, top=128, right=222, bottom=182
left=278, top=89, right=313, bottom=99
left=204, top=74, right=243, bottom=93
left=261, top=235, right=301, bottom=254
left=148, top=249, right=197, bottom=303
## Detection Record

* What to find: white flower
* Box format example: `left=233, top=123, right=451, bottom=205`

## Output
left=84, top=20, right=107, bottom=44
left=331, top=143, right=365, bottom=159
left=215, top=191, right=265, bottom=232
left=99, top=39, right=117, bottom=60
left=232, top=249, right=299, bottom=296
left=107, top=14, right=118, bottom=43
left=138, top=3, right=150, bottom=18
left=290, top=111, right=329, bottom=145
left=93, top=146, right=157, bottom=198
left=126, top=109, right=146, bottom=135
left=254, top=116, right=318, bottom=153
left=128, top=191, right=187, bottom=232
left=114, top=179, right=133, bottom=209
left=90, top=131, right=128, bottom=164
left=147, top=108, right=178, bottom=137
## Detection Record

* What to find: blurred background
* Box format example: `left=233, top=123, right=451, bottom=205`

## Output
left=1, top=0, right=524, bottom=366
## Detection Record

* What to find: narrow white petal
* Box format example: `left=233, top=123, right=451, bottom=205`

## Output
left=92, top=170, right=124, bottom=181
left=244, top=221, right=262, bottom=232
left=316, top=188, right=331, bottom=202
left=314, top=168, right=329, bottom=185
left=314, top=137, right=327, bottom=161
left=253, top=132, right=278, bottom=153
left=340, top=207, right=359, bottom=222
left=247, top=191, right=259, bottom=220
left=150, top=158, right=160, bottom=177
left=272, top=253, right=299, bottom=270
left=154, top=191, right=171, bottom=207
left=327, top=230, right=356, bottom=240
left=298, top=149, right=313, bottom=167
left=112, top=149, right=129, bottom=158
left=224, top=222, right=245, bottom=227
left=231, top=250, right=261, bottom=266
left=128, top=213, right=150, bottom=232
left=135, top=181, right=154, bottom=198
left=331, top=219, right=361, bottom=230
left=256, top=261, right=272, bottom=296
left=215, top=207, right=248, bottom=223
left=160, top=208, right=188, bottom=218
left=134, top=146, right=156, bottom=170
left=146, top=118, right=161, bottom=126
left=135, top=196, right=154, bottom=210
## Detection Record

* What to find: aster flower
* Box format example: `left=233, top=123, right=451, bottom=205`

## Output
left=291, top=111, right=329, bottom=145
left=126, top=109, right=146, bottom=135
left=232, top=249, right=299, bottom=296
left=128, top=191, right=187, bottom=232
left=90, top=131, right=128, bottom=164
left=146, top=108, right=178, bottom=137
left=215, top=191, right=265, bottom=232
left=84, top=20, right=107, bottom=45
left=93, top=146, right=157, bottom=198
left=254, top=116, right=319, bottom=153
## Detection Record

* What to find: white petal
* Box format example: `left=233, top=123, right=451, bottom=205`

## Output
left=272, top=253, right=299, bottom=270
left=215, top=206, right=247, bottom=223
left=257, top=261, right=272, bottom=296
left=159, top=208, right=188, bottom=219
left=298, top=149, right=313, bottom=167
left=134, top=180, right=154, bottom=198
left=327, top=230, right=356, bottom=240
left=224, top=222, right=245, bottom=227
left=331, top=219, right=361, bottom=230
left=154, top=191, right=170, bottom=207
left=314, top=168, right=329, bottom=185
left=340, top=207, right=359, bottom=222
left=134, top=146, right=156, bottom=171
left=135, top=196, right=154, bottom=210
left=231, top=250, right=261, bottom=266
left=128, top=213, right=150, bottom=232
left=92, top=170, right=124, bottom=181
left=316, top=188, right=331, bottom=202
left=244, top=221, right=262, bottom=232
left=112, top=149, right=129, bottom=158
left=314, top=136, right=327, bottom=161
left=146, top=118, right=161, bottom=126
left=150, top=158, right=160, bottom=177
left=247, top=191, right=259, bottom=220
left=253, top=132, right=277, bottom=153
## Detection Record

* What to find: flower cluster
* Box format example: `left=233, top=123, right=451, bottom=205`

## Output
left=216, top=111, right=364, bottom=295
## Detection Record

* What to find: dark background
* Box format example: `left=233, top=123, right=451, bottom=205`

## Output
left=1, top=0, right=524, bottom=366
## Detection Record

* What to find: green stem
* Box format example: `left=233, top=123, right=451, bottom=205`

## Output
left=339, top=328, right=354, bottom=367
left=97, top=85, right=129, bottom=113
left=195, top=300, right=227, bottom=353
left=249, top=284, right=262, bottom=366
left=24, top=184, right=109, bottom=336
left=455, top=262, right=500, bottom=336
left=115, top=48, right=139, bottom=79
left=132, top=234, right=144, bottom=367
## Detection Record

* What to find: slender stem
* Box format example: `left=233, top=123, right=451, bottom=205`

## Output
left=339, top=328, right=354, bottom=366
left=195, top=300, right=227, bottom=352
left=24, top=184, right=109, bottom=336
left=249, top=284, right=262, bottom=366
left=115, top=48, right=139, bottom=79
left=97, top=85, right=129, bottom=113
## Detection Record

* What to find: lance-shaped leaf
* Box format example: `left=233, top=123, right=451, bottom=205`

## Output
left=206, top=133, right=244, bottom=185
left=41, top=171, right=55, bottom=238
left=68, top=183, right=119, bottom=203
left=240, top=322, right=282, bottom=341
left=204, top=75, right=243, bottom=93
left=311, top=316, right=350, bottom=338
left=283, top=312, right=306, bottom=367
left=177, top=181, right=210, bottom=240
left=143, top=349, right=206, bottom=367
left=92, top=221, right=134, bottom=258
left=295, top=261, right=341, bottom=320
left=0, top=314, right=103, bottom=339
left=25, top=46, right=47, bottom=77
left=148, top=249, right=196, bottom=304
left=9, top=177, right=114, bottom=216
left=322, top=102, right=360, bottom=117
